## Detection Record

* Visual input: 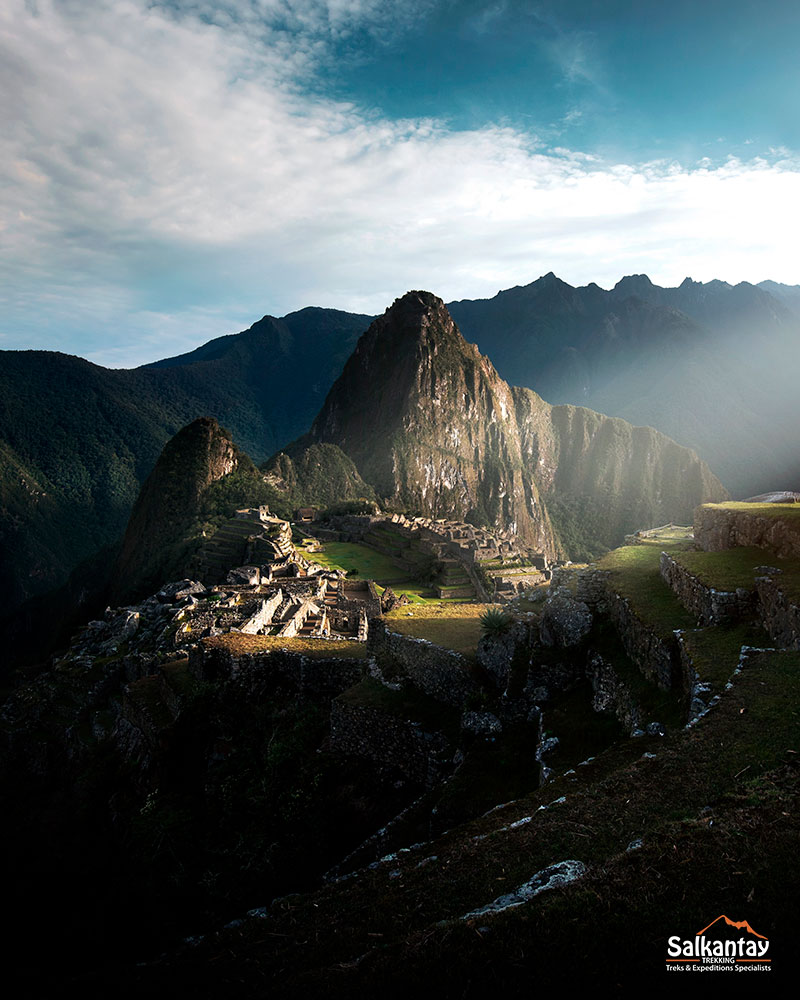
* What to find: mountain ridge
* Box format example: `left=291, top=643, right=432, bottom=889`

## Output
left=2, top=270, right=795, bottom=616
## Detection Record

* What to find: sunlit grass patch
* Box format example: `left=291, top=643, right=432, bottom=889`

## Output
left=596, top=537, right=695, bottom=637
left=202, top=633, right=367, bottom=659
left=385, top=603, right=486, bottom=658
left=300, top=540, right=408, bottom=580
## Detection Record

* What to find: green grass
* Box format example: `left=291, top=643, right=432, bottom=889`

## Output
left=595, top=534, right=696, bottom=638
left=373, top=582, right=440, bottom=605
left=703, top=500, right=800, bottom=523
left=299, top=541, right=408, bottom=581
left=680, top=622, right=771, bottom=690
left=202, top=634, right=367, bottom=659
left=431, top=721, right=544, bottom=828
left=675, top=545, right=777, bottom=590
left=385, top=603, right=486, bottom=659
left=674, top=545, right=800, bottom=604
left=303, top=539, right=471, bottom=605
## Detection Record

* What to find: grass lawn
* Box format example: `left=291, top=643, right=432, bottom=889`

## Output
left=300, top=539, right=475, bottom=605
left=299, top=540, right=408, bottom=581
left=703, top=500, right=800, bottom=522
left=384, top=603, right=486, bottom=658
left=674, top=545, right=800, bottom=604
left=595, top=530, right=696, bottom=637
left=679, top=622, right=771, bottom=691
left=202, top=633, right=367, bottom=659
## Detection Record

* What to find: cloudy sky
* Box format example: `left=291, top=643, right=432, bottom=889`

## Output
left=3, top=0, right=800, bottom=366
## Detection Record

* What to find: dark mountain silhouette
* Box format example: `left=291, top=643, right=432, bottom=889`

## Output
left=0, top=308, right=371, bottom=612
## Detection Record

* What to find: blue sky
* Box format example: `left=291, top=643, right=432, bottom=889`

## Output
left=2, top=0, right=800, bottom=366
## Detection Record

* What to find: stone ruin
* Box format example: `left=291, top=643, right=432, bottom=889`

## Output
left=171, top=570, right=380, bottom=645
left=306, top=509, right=551, bottom=601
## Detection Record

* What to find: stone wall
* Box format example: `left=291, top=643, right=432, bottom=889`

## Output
left=367, top=620, right=478, bottom=707
left=549, top=565, right=611, bottom=611
left=605, top=590, right=680, bottom=690
left=694, top=505, right=800, bottom=558
left=575, top=568, right=611, bottom=609
left=189, top=643, right=364, bottom=701
left=659, top=552, right=756, bottom=625
left=329, top=699, right=452, bottom=786
left=755, top=573, right=800, bottom=649
left=587, top=652, right=643, bottom=734
left=477, top=621, right=534, bottom=690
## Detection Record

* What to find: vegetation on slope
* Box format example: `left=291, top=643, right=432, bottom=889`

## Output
left=595, top=529, right=696, bottom=637
left=119, top=646, right=800, bottom=995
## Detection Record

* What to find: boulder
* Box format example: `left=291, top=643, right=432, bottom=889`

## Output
left=539, top=594, right=593, bottom=649
left=157, top=579, right=206, bottom=603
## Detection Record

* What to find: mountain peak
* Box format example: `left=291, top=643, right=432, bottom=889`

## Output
left=112, top=416, right=244, bottom=601
left=383, top=289, right=453, bottom=332
left=613, top=274, right=654, bottom=295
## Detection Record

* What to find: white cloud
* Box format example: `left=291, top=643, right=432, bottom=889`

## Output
left=2, top=0, right=800, bottom=366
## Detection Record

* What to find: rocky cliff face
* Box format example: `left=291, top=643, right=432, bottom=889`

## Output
left=305, top=291, right=559, bottom=556
left=292, top=291, right=728, bottom=559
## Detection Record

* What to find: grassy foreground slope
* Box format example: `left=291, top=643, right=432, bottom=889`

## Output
left=99, top=524, right=800, bottom=995
left=116, top=646, right=799, bottom=995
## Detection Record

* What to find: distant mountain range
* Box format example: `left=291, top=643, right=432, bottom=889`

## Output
left=1, top=272, right=797, bottom=621
left=450, top=273, right=800, bottom=498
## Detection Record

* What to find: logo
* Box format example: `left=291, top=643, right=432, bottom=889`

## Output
left=666, top=915, right=771, bottom=973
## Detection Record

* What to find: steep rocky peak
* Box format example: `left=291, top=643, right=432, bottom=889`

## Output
left=160, top=416, right=239, bottom=484
left=111, top=417, right=244, bottom=602
left=614, top=273, right=654, bottom=295
left=323, top=289, right=492, bottom=400
left=364, top=290, right=464, bottom=353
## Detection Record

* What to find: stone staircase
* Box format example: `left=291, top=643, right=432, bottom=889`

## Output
left=435, top=558, right=476, bottom=600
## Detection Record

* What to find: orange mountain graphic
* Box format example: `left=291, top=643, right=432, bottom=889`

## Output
left=696, top=915, right=767, bottom=939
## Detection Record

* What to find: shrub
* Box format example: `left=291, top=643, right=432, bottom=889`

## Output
left=479, top=606, right=514, bottom=638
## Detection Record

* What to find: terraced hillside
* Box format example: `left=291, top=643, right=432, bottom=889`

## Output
left=72, top=522, right=799, bottom=992
left=7, top=514, right=799, bottom=995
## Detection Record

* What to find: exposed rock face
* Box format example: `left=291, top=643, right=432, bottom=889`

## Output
left=292, top=291, right=726, bottom=560
left=112, top=417, right=242, bottom=602
left=477, top=620, right=532, bottom=689
left=539, top=594, right=593, bottom=649
left=305, top=290, right=560, bottom=556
